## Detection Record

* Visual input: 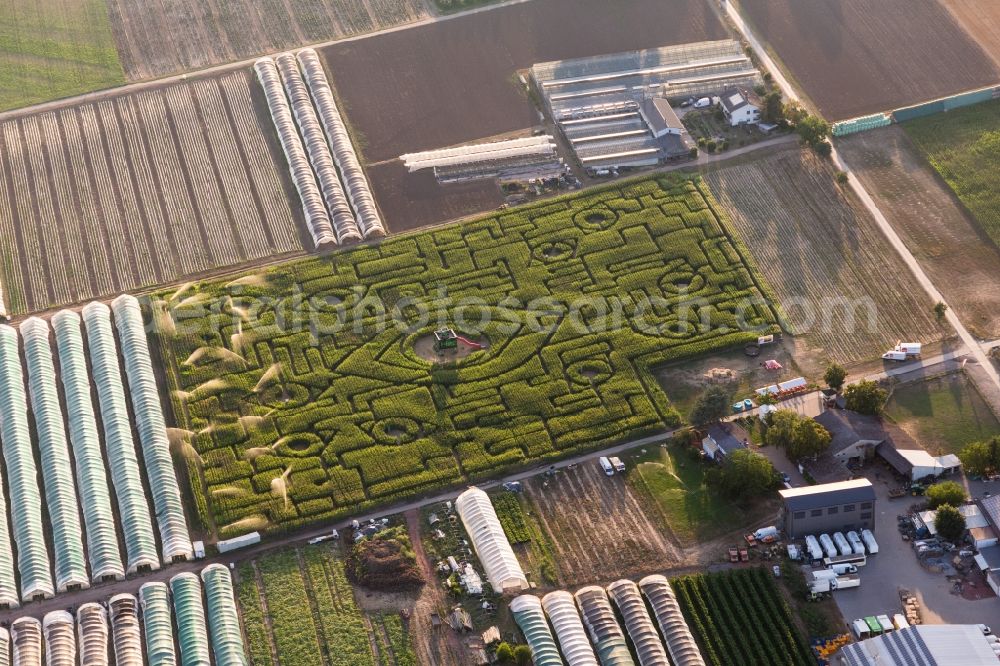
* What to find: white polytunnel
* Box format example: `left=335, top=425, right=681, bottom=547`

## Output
left=0, top=325, right=53, bottom=602
left=42, top=611, right=75, bottom=666
left=454, top=487, right=529, bottom=594
left=21, top=318, right=89, bottom=593
left=112, top=294, right=194, bottom=564
left=606, top=580, right=669, bottom=666
left=140, top=582, right=177, bottom=665
left=638, top=575, right=705, bottom=666
left=202, top=564, right=249, bottom=665
left=542, top=590, right=599, bottom=666
left=82, top=302, right=160, bottom=575
left=254, top=56, right=338, bottom=249
left=509, top=595, right=562, bottom=666
left=51, top=310, right=125, bottom=583
left=11, top=617, right=41, bottom=666
left=0, top=627, right=8, bottom=666
left=109, top=594, right=143, bottom=666
left=297, top=48, right=386, bottom=240
left=275, top=52, right=362, bottom=245
left=574, top=586, right=635, bottom=666
left=171, top=572, right=212, bottom=666
left=76, top=603, right=109, bottom=666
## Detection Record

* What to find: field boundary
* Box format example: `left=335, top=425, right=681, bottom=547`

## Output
left=832, top=84, right=1000, bottom=136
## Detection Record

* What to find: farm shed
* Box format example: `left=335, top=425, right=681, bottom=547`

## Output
left=455, top=487, right=529, bottom=594
left=81, top=303, right=160, bottom=574
left=838, top=624, right=1000, bottom=665
left=606, top=579, right=670, bottom=666
left=779, top=479, right=876, bottom=538
left=638, top=575, right=705, bottom=666
left=917, top=504, right=991, bottom=545
left=113, top=295, right=193, bottom=564
left=640, top=98, right=685, bottom=138
left=542, top=591, right=599, bottom=666
left=139, top=583, right=176, bottom=665
left=400, top=136, right=562, bottom=184
left=201, top=564, right=249, bottom=665
left=170, top=573, right=212, bottom=665
left=509, top=595, right=562, bottom=666
left=52, top=311, right=125, bottom=583
left=109, top=594, right=143, bottom=666
left=42, top=611, right=75, bottom=665
left=11, top=617, right=41, bottom=665
left=21, top=318, right=89, bottom=593
left=574, top=586, right=635, bottom=666
left=76, top=604, right=109, bottom=666
left=0, top=325, right=53, bottom=602
left=877, top=445, right=961, bottom=481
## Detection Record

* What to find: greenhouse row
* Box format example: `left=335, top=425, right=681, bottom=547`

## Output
left=76, top=604, right=109, bottom=666
left=509, top=595, right=562, bottom=666
left=607, top=580, right=669, bottom=666
left=172, top=573, right=213, bottom=665
left=110, top=594, right=144, bottom=666
left=41, top=611, right=75, bottom=666
left=11, top=617, right=40, bottom=666
left=575, top=586, right=635, bottom=666
left=455, top=487, right=530, bottom=594
left=541, top=591, right=599, bottom=666
left=638, top=575, right=705, bottom=666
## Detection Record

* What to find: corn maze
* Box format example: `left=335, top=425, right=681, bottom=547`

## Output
left=154, top=176, right=778, bottom=536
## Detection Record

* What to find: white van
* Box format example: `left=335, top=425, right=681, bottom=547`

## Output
left=599, top=457, right=615, bottom=476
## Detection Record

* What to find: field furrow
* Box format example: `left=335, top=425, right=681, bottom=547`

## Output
left=2, top=122, right=50, bottom=311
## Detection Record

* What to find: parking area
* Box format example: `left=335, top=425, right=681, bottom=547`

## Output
left=833, top=470, right=1000, bottom=629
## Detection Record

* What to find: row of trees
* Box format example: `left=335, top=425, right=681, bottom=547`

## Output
left=958, top=436, right=1000, bottom=477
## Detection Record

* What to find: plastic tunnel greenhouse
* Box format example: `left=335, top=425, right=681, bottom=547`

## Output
left=542, top=591, right=599, bottom=666
left=606, top=580, right=669, bottom=666
left=638, top=576, right=705, bottom=666
left=42, top=611, right=75, bottom=666
left=509, top=595, right=562, bottom=666
left=21, top=318, right=89, bottom=593
left=109, top=594, right=143, bottom=666
left=171, top=572, right=212, bottom=666
left=574, top=586, right=635, bottom=666
left=11, top=617, right=41, bottom=666
left=0, top=627, right=8, bottom=666
left=202, top=564, right=249, bottom=665
left=52, top=310, right=125, bottom=583
left=112, top=294, right=193, bottom=563
left=140, top=582, right=177, bottom=665
left=82, top=302, right=160, bottom=575
left=454, top=487, right=529, bottom=594
left=0, top=325, right=53, bottom=602
left=76, top=603, right=109, bottom=666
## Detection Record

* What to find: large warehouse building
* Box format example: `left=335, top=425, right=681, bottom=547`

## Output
left=837, top=624, right=1000, bottom=665
left=779, top=479, right=876, bottom=538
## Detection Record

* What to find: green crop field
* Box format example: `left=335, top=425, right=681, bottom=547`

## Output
left=154, top=175, right=778, bottom=536
left=0, top=0, right=124, bottom=112
left=904, top=100, right=1000, bottom=248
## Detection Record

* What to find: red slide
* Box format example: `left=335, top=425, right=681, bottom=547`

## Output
left=454, top=336, right=483, bottom=349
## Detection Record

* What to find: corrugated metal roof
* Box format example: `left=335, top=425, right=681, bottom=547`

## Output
left=838, top=625, right=1000, bottom=665
left=779, top=479, right=875, bottom=512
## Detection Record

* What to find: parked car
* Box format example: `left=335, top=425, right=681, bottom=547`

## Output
left=979, top=624, right=992, bottom=636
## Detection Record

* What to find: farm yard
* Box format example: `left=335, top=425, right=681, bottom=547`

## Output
left=838, top=125, right=1000, bottom=340
left=0, top=69, right=306, bottom=315
left=704, top=146, right=944, bottom=371
left=154, top=175, right=779, bottom=537
left=105, top=0, right=428, bottom=81
left=321, top=0, right=728, bottom=164
left=734, top=0, right=1000, bottom=120
left=0, top=0, right=124, bottom=112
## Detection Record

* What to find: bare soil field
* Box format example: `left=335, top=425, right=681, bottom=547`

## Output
left=0, top=70, right=306, bottom=315
left=735, top=0, right=999, bottom=120
left=838, top=126, right=1000, bottom=340
left=368, top=161, right=503, bottom=232
left=106, top=0, right=428, bottom=80
left=525, top=463, right=680, bottom=587
left=703, top=146, right=944, bottom=371
left=322, top=0, right=727, bottom=163
left=941, top=0, right=1000, bottom=69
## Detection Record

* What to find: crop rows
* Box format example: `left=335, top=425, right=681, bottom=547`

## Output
left=491, top=492, right=531, bottom=544
left=155, top=175, right=777, bottom=536
left=0, top=70, right=304, bottom=316
left=673, top=568, right=812, bottom=666
left=106, top=0, right=428, bottom=80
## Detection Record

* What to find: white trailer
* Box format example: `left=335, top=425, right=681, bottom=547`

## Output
left=862, top=529, right=879, bottom=554
left=828, top=563, right=858, bottom=575
left=833, top=575, right=861, bottom=590
left=217, top=531, right=261, bottom=553
left=819, top=534, right=838, bottom=559
left=805, top=535, right=824, bottom=563
left=847, top=531, right=865, bottom=555
left=833, top=532, right=852, bottom=556
left=897, top=343, right=922, bottom=356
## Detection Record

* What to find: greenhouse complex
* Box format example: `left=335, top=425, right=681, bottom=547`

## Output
left=455, top=487, right=530, bottom=594
left=509, top=595, right=562, bottom=666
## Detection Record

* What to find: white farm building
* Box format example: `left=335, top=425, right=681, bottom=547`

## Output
left=455, top=487, right=529, bottom=594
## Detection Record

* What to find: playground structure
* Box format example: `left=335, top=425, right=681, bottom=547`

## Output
left=433, top=329, right=483, bottom=353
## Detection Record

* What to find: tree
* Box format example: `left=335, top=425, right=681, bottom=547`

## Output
left=688, top=386, right=731, bottom=427
left=796, top=114, right=830, bottom=150
left=787, top=419, right=832, bottom=462
left=844, top=380, right=887, bottom=416
left=713, top=449, right=778, bottom=500
left=823, top=363, right=847, bottom=393
left=765, top=409, right=799, bottom=448
left=959, top=437, right=1000, bottom=477
left=934, top=504, right=966, bottom=543
left=762, top=91, right=784, bottom=123
left=934, top=301, right=949, bottom=322
left=495, top=643, right=514, bottom=664
left=513, top=645, right=533, bottom=666
left=925, top=481, right=967, bottom=509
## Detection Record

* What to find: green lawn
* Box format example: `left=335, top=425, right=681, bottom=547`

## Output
left=0, top=0, right=124, bottom=112
left=904, top=100, right=1000, bottom=248
left=886, top=373, right=1000, bottom=456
